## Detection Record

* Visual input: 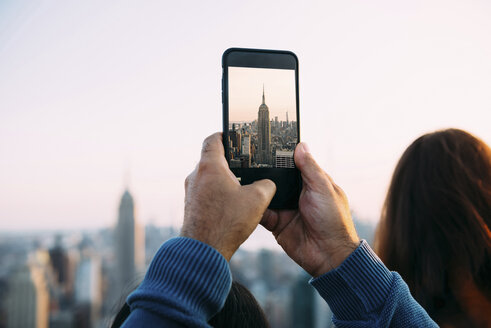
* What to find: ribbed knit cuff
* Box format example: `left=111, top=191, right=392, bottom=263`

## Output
left=127, top=237, right=232, bottom=321
left=309, top=240, right=393, bottom=320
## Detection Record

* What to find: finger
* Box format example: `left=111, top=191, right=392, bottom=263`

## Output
left=201, top=132, right=224, bottom=160
left=243, top=179, right=276, bottom=210
left=294, top=142, right=329, bottom=188
left=184, top=172, right=193, bottom=191
left=260, top=209, right=279, bottom=232
left=263, top=209, right=298, bottom=239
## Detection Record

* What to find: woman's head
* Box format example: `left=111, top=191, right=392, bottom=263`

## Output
left=209, top=281, right=269, bottom=328
left=111, top=281, right=269, bottom=328
left=375, top=129, right=491, bottom=317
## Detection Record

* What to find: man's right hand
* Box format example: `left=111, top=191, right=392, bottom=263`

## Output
left=261, top=143, right=360, bottom=277
left=181, top=133, right=276, bottom=262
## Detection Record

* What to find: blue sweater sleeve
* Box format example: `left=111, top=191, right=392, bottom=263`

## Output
left=123, top=237, right=232, bottom=328
left=310, top=240, right=438, bottom=327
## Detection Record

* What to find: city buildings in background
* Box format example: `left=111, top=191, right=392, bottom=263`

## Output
left=0, top=188, right=176, bottom=328
left=229, top=87, right=298, bottom=169
left=4, top=263, right=49, bottom=328
left=0, top=186, right=374, bottom=328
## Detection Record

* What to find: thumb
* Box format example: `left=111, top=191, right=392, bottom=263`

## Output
left=242, top=179, right=277, bottom=211
left=294, top=143, right=328, bottom=187
left=200, top=132, right=224, bottom=160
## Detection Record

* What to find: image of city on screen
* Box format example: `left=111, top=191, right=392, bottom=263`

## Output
left=228, top=67, right=297, bottom=169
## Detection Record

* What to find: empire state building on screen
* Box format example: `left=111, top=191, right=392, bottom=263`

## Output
left=257, top=86, right=272, bottom=165
left=228, top=82, right=297, bottom=169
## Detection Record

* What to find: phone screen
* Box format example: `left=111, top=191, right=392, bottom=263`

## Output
left=227, top=66, right=298, bottom=169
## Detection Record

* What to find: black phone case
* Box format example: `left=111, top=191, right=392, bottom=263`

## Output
left=222, top=47, right=302, bottom=209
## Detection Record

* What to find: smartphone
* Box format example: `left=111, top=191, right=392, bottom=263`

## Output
left=222, top=48, right=301, bottom=209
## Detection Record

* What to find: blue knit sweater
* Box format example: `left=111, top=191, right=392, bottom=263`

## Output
left=123, top=238, right=437, bottom=327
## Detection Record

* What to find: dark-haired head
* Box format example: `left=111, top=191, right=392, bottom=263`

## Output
left=111, top=281, right=269, bottom=328
left=209, top=281, right=269, bottom=328
left=375, top=128, right=491, bottom=325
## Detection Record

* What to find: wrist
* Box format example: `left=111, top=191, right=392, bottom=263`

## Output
left=311, top=239, right=360, bottom=277
left=329, top=240, right=360, bottom=268
left=180, top=229, right=233, bottom=262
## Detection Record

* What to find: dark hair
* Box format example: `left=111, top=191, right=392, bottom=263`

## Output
left=375, top=129, right=491, bottom=321
left=111, top=281, right=269, bottom=328
left=209, top=281, right=269, bottom=328
left=111, top=302, right=130, bottom=328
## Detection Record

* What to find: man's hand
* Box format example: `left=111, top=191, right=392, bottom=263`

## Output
left=181, top=133, right=276, bottom=261
left=261, top=143, right=360, bottom=277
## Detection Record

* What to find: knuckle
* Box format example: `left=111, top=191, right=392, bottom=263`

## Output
left=267, top=181, right=277, bottom=194
left=197, top=159, right=221, bottom=177
left=324, top=174, right=336, bottom=191
left=333, top=182, right=346, bottom=198
left=184, top=175, right=191, bottom=189
left=197, top=159, right=211, bottom=173
left=254, top=186, right=270, bottom=202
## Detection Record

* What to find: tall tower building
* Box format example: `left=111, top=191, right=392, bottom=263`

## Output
left=115, top=189, right=145, bottom=293
left=5, top=264, right=49, bottom=328
left=241, top=135, right=251, bottom=156
left=257, top=86, right=271, bottom=165
left=290, top=272, right=315, bottom=328
left=240, top=135, right=251, bottom=168
left=229, top=123, right=241, bottom=156
left=74, top=237, right=102, bottom=328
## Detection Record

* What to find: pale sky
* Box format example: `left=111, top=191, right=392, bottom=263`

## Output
left=229, top=67, right=296, bottom=122
left=1, top=1, right=491, bottom=250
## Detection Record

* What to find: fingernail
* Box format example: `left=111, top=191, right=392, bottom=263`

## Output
left=301, top=142, right=310, bottom=153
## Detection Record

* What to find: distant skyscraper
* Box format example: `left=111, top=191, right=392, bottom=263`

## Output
left=257, top=86, right=271, bottom=165
left=5, top=265, right=49, bottom=328
left=229, top=126, right=241, bottom=156
left=258, top=249, right=275, bottom=289
left=290, top=272, right=315, bottom=328
left=74, top=239, right=102, bottom=328
left=241, top=135, right=250, bottom=156
left=48, top=235, right=76, bottom=312
left=115, top=189, right=145, bottom=293
left=49, top=236, right=68, bottom=286
left=313, top=292, right=333, bottom=328
left=240, top=135, right=251, bottom=167
left=286, top=111, right=289, bottom=127
left=275, top=150, right=295, bottom=168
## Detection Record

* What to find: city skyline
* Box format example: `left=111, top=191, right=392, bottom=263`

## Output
left=0, top=185, right=375, bottom=326
left=228, top=87, right=297, bottom=169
